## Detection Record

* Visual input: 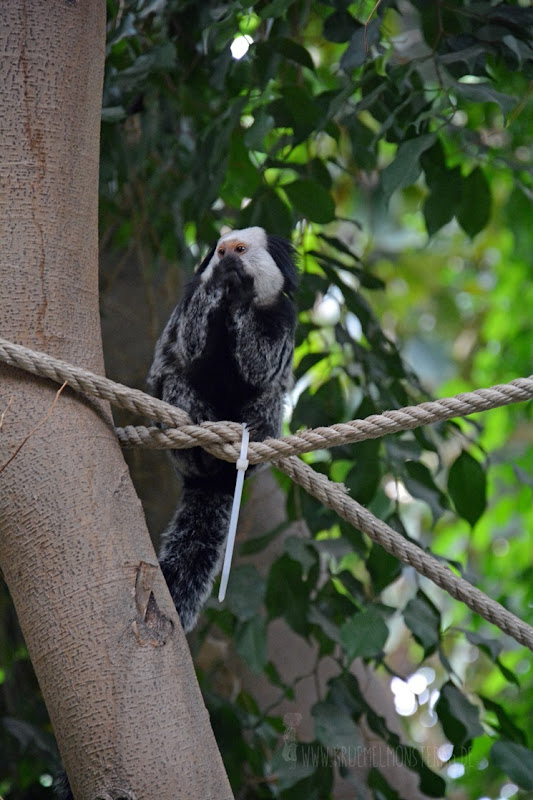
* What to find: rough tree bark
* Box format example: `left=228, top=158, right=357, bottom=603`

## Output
left=0, top=3, right=233, bottom=798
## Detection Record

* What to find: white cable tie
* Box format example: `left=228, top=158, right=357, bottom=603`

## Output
left=218, top=423, right=250, bottom=602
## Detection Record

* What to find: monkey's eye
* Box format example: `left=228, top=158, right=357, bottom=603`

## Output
left=235, top=244, right=247, bottom=253
left=218, top=247, right=226, bottom=257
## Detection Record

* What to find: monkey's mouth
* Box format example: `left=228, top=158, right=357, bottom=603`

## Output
left=218, top=253, right=243, bottom=271
left=217, top=255, right=250, bottom=289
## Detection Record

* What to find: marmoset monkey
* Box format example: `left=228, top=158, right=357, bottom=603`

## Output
left=147, top=226, right=298, bottom=631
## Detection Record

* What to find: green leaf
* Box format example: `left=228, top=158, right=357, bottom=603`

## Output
left=266, top=554, right=311, bottom=636
left=448, top=451, right=487, bottom=527
left=239, top=187, right=292, bottom=238
left=310, top=251, right=384, bottom=292
left=336, top=569, right=366, bottom=603
left=294, top=352, right=327, bottom=381
left=279, top=85, right=323, bottom=140
left=423, top=163, right=463, bottom=236
left=367, top=722, right=446, bottom=797
left=456, top=167, right=491, bottom=238
left=340, top=19, right=381, bottom=71
left=264, top=660, right=289, bottom=692
left=284, top=536, right=318, bottom=577
left=273, top=38, right=315, bottom=70
left=494, top=657, right=521, bottom=688
left=294, top=378, right=345, bottom=429
left=295, top=273, right=329, bottom=316
left=309, top=606, right=342, bottom=645
left=327, top=673, right=365, bottom=718
left=505, top=186, right=533, bottom=261
left=454, top=82, right=517, bottom=116
left=404, top=461, right=449, bottom=523
left=381, top=134, right=436, bottom=197
left=435, top=682, right=483, bottom=752
left=235, top=616, right=267, bottom=673
left=317, top=233, right=361, bottom=261
left=339, top=520, right=367, bottom=558
left=387, top=746, right=447, bottom=798
left=344, top=440, right=381, bottom=505
left=223, top=564, right=266, bottom=621
left=367, top=768, right=402, bottom=799
left=424, top=190, right=453, bottom=236
left=490, top=741, right=533, bottom=790
left=312, top=700, right=361, bottom=750
left=323, top=10, right=359, bottom=44
left=343, top=113, right=377, bottom=170
left=287, top=482, right=337, bottom=536
left=259, top=0, right=294, bottom=19
left=115, top=41, right=176, bottom=83
left=209, top=705, right=247, bottom=787
left=340, top=609, right=389, bottom=662
left=398, top=746, right=448, bottom=797
left=480, top=696, right=526, bottom=744
left=366, top=543, right=402, bottom=593
left=243, top=109, right=275, bottom=151
left=239, top=521, right=289, bottom=556
left=276, top=744, right=334, bottom=797
left=308, top=157, right=333, bottom=190
left=284, top=179, right=335, bottom=223
left=404, top=592, right=441, bottom=655
left=220, top=132, right=261, bottom=206
left=269, top=745, right=315, bottom=791
left=465, top=630, right=502, bottom=662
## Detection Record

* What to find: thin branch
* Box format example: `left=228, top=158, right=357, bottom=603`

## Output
left=364, top=0, right=383, bottom=52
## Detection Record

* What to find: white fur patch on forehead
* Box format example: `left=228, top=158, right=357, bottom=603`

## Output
left=201, top=227, right=284, bottom=305
left=217, top=226, right=267, bottom=248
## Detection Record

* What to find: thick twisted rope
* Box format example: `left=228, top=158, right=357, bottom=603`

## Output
left=117, top=376, right=533, bottom=461
left=2, top=335, right=533, bottom=650
left=2, top=336, right=533, bottom=464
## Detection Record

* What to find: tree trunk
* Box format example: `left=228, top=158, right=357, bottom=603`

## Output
left=0, top=3, right=233, bottom=798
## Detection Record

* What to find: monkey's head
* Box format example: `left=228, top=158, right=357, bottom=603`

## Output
left=197, top=226, right=298, bottom=306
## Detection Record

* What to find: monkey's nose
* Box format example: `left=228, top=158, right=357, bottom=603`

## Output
left=218, top=254, right=241, bottom=270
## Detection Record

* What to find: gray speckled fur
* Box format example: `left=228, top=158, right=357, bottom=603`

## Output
left=147, top=227, right=297, bottom=632
left=158, top=485, right=234, bottom=632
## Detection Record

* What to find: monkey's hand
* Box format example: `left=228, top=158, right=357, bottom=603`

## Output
left=212, top=257, right=255, bottom=309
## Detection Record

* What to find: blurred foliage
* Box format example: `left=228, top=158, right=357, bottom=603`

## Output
left=2, top=0, right=533, bottom=798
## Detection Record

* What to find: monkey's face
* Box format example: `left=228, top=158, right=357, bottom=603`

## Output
left=199, top=226, right=285, bottom=306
